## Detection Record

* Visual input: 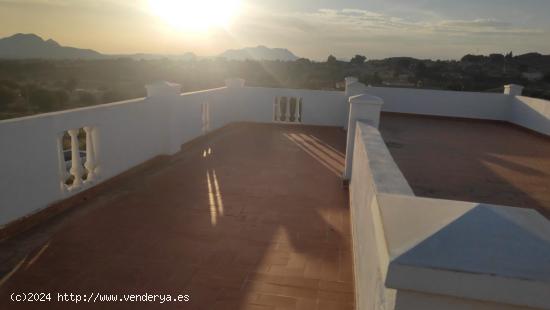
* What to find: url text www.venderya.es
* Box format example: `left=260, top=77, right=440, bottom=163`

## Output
left=10, top=292, right=190, bottom=304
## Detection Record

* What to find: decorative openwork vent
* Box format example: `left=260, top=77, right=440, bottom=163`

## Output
left=274, top=96, right=303, bottom=124
left=57, top=126, right=98, bottom=192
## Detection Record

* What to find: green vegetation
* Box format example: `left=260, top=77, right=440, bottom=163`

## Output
left=1, top=52, right=549, bottom=120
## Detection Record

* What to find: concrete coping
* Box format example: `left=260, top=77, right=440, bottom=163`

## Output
left=356, top=122, right=413, bottom=195
left=349, top=94, right=384, bottom=105
left=378, top=194, right=550, bottom=309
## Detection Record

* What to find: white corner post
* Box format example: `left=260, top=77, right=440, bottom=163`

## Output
left=145, top=81, right=182, bottom=156
left=344, top=80, right=368, bottom=130
left=343, top=94, right=384, bottom=181
left=504, top=84, right=524, bottom=96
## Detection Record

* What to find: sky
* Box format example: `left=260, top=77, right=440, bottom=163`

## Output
left=0, top=0, right=549, bottom=60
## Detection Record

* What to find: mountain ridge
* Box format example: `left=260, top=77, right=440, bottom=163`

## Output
left=0, top=34, right=300, bottom=61
left=218, top=45, right=300, bottom=61
left=0, top=33, right=104, bottom=59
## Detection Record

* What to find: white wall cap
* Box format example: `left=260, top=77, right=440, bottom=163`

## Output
left=378, top=194, right=550, bottom=309
left=225, top=78, right=245, bottom=88
left=349, top=94, right=383, bottom=105
left=145, top=81, right=181, bottom=98
left=356, top=122, right=414, bottom=195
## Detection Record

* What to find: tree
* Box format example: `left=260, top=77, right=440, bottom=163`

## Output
left=0, top=85, right=17, bottom=108
left=54, top=90, right=70, bottom=106
left=64, top=77, right=79, bottom=92
left=102, top=90, right=124, bottom=103
left=350, top=55, right=366, bottom=65
left=371, top=72, right=383, bottom=85
left=29, top=89, right=59, bottom=112
left=412, top=62, right=427, bottom=79
left=78, top=91, right=97, bottom=105
left=295, top=58, right=311, bottom=65
left=326, top=55, right=337, bottom=64
left=489, top=54, right=505, bottom=63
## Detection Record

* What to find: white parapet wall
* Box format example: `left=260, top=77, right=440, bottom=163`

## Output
left=350, top=121, right=550, bottom=310
left=0, top=85, right=232, bottom=227
left=0, top=82, right=350, bottom=228
left=366, top=86, right=512, bottom=120
left=239, top=87, right=348, bottom=127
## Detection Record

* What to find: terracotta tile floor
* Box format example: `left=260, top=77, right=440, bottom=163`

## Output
left=380, top=112, right=550, bottom=218
left=0, top=123, right=354, bottom=310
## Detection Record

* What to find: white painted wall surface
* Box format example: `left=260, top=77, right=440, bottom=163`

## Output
left=511, top=96, right=550, bottom=135
left=349, top=122, right=413, bottom=310
left=0, top=87, right=229, bottom=227
left=240, top=87, right=348, bottom=127
left=366, top=86, right=511, bottom=120
left=0, top=84, right=349, bottom=227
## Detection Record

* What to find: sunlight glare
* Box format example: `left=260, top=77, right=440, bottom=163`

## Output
left=148, top=0, right=242, bottom=32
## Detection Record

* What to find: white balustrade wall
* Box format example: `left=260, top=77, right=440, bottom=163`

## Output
left=238, top=87, right=348, bottom=127
left=0, top=86, right=233, bottom=227
left=0, top=83, right=349, bottom=227
left=273, top=96, right=303, bottom=123
left=2, top=80, right=550, bottom=229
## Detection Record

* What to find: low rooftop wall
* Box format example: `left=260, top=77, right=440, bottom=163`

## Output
left=368, top=86, right=511, bottom=120
left=361, top=85, right=550, bottom=137
left=0, top=83, right=348, bottom=228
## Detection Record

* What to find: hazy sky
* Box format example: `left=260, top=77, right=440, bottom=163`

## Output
left=1, top=0, right=549, bottom=60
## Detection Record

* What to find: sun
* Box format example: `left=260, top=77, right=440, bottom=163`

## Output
left=148, top=0, right=242, bottom=33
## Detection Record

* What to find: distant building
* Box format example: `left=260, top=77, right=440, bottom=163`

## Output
left=522, top=71, right=544, bottom=81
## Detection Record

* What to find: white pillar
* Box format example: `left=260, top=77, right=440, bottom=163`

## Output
left=83, top=126, right=96, bottom=182
left=343, top=94, right=384, bottom=181
left=504, top=84, right=524, bottom=96
left=146, top=81, right=182, bottom=156
left=280, top=97, right=287, bottom=122
left=56, top=132, right=69, bottom=191
left=344, top=81, right=369, bottom=130
left=293, top=98, right=301, bottom=123
left=67, top=129, right=83, bottom=188
left=296, top=98, right=302, bottom=123
left=273, top=97, right=280, bottom=121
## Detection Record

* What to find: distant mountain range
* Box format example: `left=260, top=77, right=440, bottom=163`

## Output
left=218, top=45, right=299, bottom=61
left=0, top=33, right=104, bottom=59
left=0, top=33, right=300, bottom=61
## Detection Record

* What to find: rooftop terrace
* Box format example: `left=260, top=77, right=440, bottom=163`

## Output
left=380, top=112, right=550, bottom=218
left=0, top=123, right=354, bottom=309
left=1, top=79, right=550, bottom=310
